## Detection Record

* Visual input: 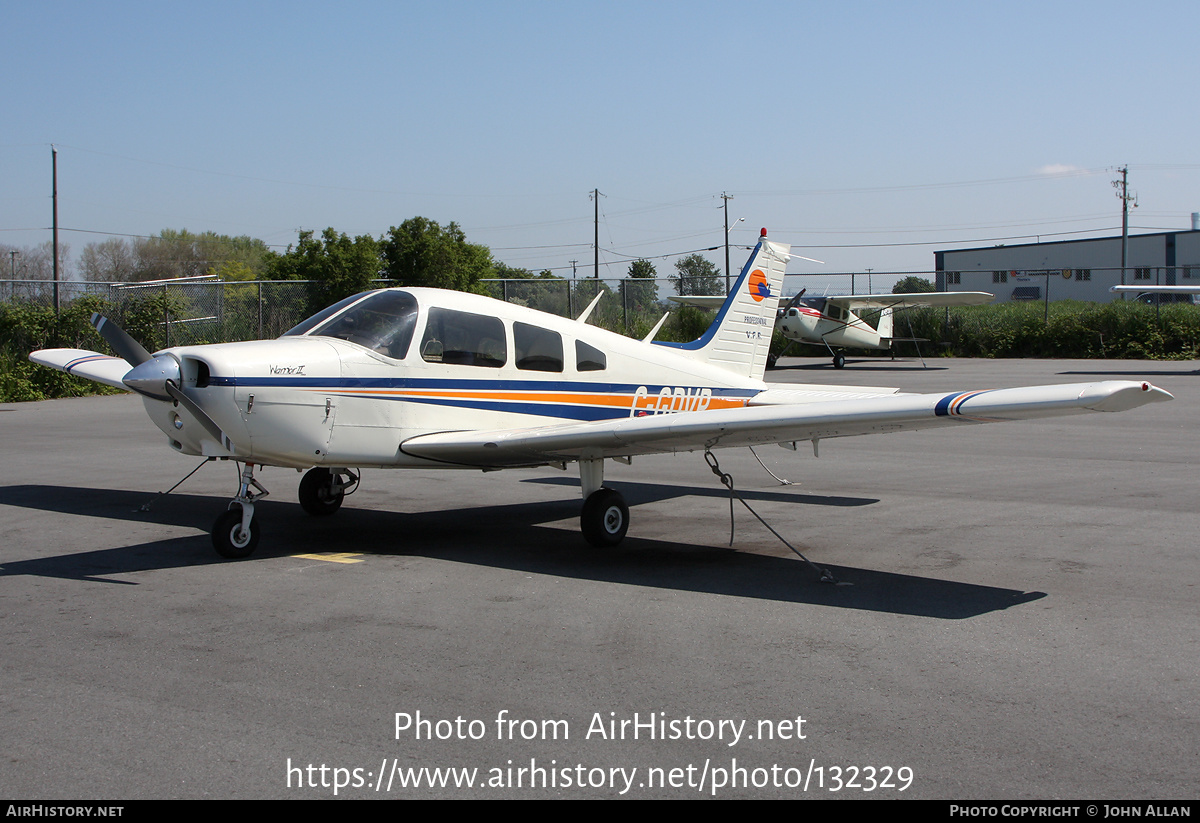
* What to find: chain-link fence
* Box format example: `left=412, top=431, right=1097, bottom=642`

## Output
left=479, top=277, right=676, bottom=336
left=1, top=278, right=316, bottom=347
left=0, top=273, right=913, bottom=348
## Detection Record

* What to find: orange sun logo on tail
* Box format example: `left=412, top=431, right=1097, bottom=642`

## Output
left=748, top=269, right=771, bottom=302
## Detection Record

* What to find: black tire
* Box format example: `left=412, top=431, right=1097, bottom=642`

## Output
left=212, top=506, right=259, bottom=559
left=299, top=467, right=344, bottom=516
left=766, top=352, right=779, bottom=370
left=581, top=488, right=629, bottom=547
left=833, top=353, right=846, bottom=369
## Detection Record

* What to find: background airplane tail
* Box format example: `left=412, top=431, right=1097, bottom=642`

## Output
left=876, top=306, right=894, bottom=342
left=656, top=229, right=790, bottom=381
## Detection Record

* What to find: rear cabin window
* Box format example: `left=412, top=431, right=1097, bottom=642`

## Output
left=514, top=322, right=564, bottom=372
left=575, top=340, right=607, bottom=372
left=420, top=308, right=506, bottom=368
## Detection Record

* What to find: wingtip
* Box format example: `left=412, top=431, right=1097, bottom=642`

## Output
left=1082, top=381, right=1173, bottom=412
left=1142, top=382, right=1174, bottom=403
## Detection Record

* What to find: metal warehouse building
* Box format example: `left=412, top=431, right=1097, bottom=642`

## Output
left=934, top=228, right=1200, bottom=302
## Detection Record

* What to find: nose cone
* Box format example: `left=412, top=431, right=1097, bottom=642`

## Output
left=123, top=354, right=181, bottom=401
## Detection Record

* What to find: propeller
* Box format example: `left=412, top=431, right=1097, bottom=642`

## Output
left=777, top=288, right=807, bottom=318
left=91, top=312, right=152, bottom=367
left=92, top=312, right=234, bottom=451
left=164, top=381, right=235, bottom=452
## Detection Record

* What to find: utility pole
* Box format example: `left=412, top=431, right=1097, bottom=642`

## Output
left=722, top=192, right=733, bottom=294
left=52, top=145, right=59, bottom=320
left=1113, top=165, right=1137, bottom=295
left=569, top=259, right=578, bottom=316
left=590, top=189, right=602, bottom=279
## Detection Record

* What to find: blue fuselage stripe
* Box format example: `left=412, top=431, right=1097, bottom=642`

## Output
left=207, top=375, right=755, bottom=398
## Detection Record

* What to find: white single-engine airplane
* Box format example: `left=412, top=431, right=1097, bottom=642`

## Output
left=32, top=230, right=1170, bottom=560
left=673, top=289, right=994, bottom=368
left=1110, top=284, right=1200, bottom=302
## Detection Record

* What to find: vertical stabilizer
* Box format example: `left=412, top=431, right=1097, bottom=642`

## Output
left=655, top=229, right=790, bottom=380
left=876, top=306, right=894, bottom=341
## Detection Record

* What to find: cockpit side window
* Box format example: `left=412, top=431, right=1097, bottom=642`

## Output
left=300, top=291, right=420, bottom=360
left=420, top=308, right=506, bottom=368
left=514, top=322, right=563, bottom=372
left=575, top=340, right=606, bottom=372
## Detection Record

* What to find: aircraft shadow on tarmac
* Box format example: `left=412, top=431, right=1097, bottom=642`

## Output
left=1058, top=368, right=1200, bottom=377
left=772, top=360, right=948, bottom=373
left=0, top=483, right=1043, bottom=619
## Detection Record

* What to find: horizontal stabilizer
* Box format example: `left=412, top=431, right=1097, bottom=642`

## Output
left=29, top=349, right=132, bottom=391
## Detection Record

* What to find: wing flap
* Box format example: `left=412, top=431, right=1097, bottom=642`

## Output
left=749, top=385, right=902, bottom=405
left=400, top=380, right=1171, bottom=467
left=29, top=349, right=132, bottom=391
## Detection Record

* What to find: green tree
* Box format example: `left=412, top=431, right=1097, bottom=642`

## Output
left=380, top=217, right=493, bottom=293
left=79, top=238, right=135, bottom=282
left=670, top=254, right=722, bottom=296
left=892, top=275, right=936, bottom=294
left=621, top=258, right=658, bottom=311
left=127, top=229, right=272, bottom=281
left=266, top=228, right=381, bottom=313
left=488, top=262, right=569, bottom=315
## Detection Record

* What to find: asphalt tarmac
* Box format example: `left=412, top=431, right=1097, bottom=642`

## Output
left=1, top=358, right=1196, bottom=799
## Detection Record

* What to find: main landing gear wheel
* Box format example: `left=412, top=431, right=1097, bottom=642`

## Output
left=299, top=467, right=347, bottom=516
left=212, top=505, right=260, bottom=559
left=581, top=488, right=629, bottom=547
left=833, top=352, right=846, bottom=369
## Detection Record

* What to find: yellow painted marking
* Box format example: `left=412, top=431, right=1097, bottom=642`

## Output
left=292, top=552, right=366, bottom=564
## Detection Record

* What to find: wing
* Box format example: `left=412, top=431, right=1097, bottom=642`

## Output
left=399, top=380, right=1171, bottom=468
left=29, top=348, right=133, bottom=391
left=666, top=295, right=731, bottom=309
left=824, top=291, right=994, bottom=310
left=1111, top=285, right=1200, bottom=294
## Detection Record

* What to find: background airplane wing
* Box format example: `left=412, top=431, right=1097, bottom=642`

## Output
left=824, top=291, right=994, bottom=310
left=399, top=380, right=1170, bottom=467
left=29, top=348, right=132, bottom=391
left=666, top=295, right=732, bottom=309
left=1111, top=285, right=1200, bottom=294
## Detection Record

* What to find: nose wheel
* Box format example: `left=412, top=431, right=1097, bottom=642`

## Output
left=211, top=463, right=268, bottom=560
left=212, top=505, right=260, bottom=559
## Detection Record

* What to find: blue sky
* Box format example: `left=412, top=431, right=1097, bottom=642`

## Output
left=3, top=0, right=1198, bottom=284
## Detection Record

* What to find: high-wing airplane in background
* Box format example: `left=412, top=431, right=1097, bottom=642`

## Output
left=672, top=289, right=994, bottom=368
left=32, top=230, right=1170, bottom=560
left=1110, top=284, right=1200, bottom=303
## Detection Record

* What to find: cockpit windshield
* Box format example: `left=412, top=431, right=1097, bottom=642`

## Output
left=284, top=290, right=420, bottom=360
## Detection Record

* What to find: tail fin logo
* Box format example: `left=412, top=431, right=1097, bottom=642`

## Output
left=748, top=269, right=771, bottom=302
